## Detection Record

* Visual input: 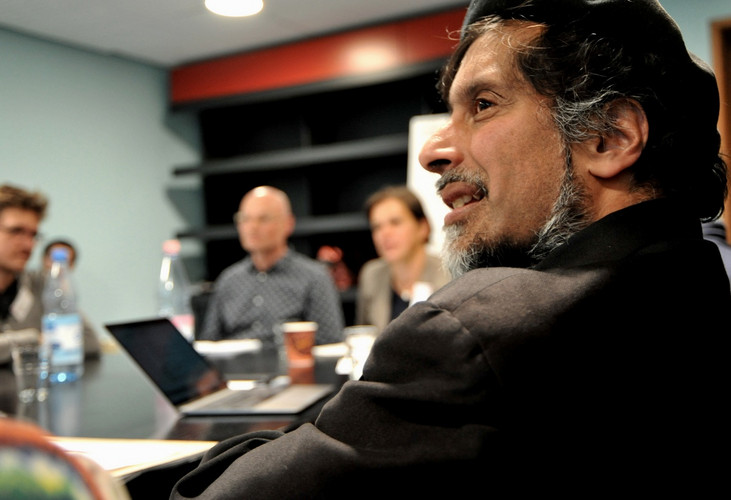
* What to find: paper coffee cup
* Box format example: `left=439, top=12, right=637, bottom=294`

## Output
left=281, top=321, right=317, bottom=367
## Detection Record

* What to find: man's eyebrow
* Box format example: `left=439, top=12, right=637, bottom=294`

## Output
left=448, top=82, right=474, bottom=108
left=450, top=79, right=506, bottom=107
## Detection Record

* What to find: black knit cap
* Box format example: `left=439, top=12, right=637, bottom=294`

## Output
left=460, top=0, right=720, bottom=154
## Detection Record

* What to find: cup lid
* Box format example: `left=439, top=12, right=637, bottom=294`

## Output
left=281, top=321, right=318, bottom=332
left=344, top=325, right=378, bottom=336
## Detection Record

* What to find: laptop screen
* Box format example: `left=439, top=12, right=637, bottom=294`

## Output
left=105, top=318, right=226, bottom=406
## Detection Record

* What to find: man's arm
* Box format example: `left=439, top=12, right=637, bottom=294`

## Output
left=306, top=269, right=345, bottom=345
left=197, top=288, right=223, bottom=341
left=171, top=300, right=505, bottom=499
left=0, top=328, right=39, bottom=365
left=81, top=314, right=101, bottom=358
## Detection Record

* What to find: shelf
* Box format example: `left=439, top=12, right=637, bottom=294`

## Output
left=177, top=212, right=369, bottom=242
left=173, top=134, right=408, bottom=177
left=172, top=43, right=448, bottom=286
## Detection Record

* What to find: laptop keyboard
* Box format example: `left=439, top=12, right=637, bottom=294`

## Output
left=201, top=387, right=271, bottom=410
left=181, top=383, right=333, bottom=414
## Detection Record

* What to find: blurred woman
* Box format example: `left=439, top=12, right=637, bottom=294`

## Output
left=356, top=186, right=451, bottom=333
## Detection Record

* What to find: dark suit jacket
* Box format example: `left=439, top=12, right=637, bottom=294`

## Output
left=171, top=199, right=730, bottom=499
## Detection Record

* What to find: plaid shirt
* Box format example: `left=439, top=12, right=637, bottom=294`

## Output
left=200, top=250, right=344, bottom=347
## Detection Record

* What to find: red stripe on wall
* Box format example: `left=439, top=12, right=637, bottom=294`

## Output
left=170, top=8, right=466, bottom=105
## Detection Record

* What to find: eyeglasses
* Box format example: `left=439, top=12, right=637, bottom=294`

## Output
left=0, top=225, right=42, bottom=241
left=233, top=212, right=279, bottom=225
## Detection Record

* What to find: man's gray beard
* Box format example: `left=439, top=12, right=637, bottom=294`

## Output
left=442, top=163, right=590, bottom=278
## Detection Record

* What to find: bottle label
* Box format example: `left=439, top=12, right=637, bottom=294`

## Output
left=42, top=313, right=83, bottom=366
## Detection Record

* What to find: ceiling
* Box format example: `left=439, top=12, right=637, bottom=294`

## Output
left=0, top=0, right=469, bottom=68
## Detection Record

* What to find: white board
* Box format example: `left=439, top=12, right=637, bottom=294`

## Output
left=407, top=113, right=450, bottom=256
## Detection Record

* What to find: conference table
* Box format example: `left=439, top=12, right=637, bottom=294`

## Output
left=0, top=340, right=346, bottom=497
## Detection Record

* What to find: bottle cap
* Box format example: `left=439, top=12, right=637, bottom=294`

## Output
left=162, top=239, right=181, bottom=255
left=50, top=247, right=70, bottom=262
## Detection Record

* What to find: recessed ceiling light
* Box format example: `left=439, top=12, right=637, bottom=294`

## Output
left=205, top=0, right=264, bottom=17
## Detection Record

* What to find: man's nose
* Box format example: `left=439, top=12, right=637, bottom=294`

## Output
left=418, top=119, right=462, bottom=175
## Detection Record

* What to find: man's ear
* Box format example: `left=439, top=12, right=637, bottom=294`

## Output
left=285, top=214, right=296, bottom=238
left=584, top=98, right=649, bottom=179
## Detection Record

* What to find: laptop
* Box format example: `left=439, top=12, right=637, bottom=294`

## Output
left=105, top=318, right=334, bottom=416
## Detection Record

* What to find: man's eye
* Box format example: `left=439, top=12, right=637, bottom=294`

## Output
left=474, top=98, right=493, bottom=113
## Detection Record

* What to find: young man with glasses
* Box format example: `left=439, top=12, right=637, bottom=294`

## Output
left=0, top=184, right=100, bottom=364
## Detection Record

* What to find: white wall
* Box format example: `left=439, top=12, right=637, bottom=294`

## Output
left=0, top=29, right=201, bottom=341
left=407, top=114, right=448, bottom=257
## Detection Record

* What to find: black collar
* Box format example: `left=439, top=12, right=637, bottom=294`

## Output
left=0, top=278, right=19, bottom=321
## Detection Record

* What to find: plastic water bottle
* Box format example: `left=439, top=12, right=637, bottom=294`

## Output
left=157, top=239, right=194, bottom=341
left=41, top=247, right=84, bottom=383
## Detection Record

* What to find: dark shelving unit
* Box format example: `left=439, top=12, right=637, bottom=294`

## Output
left=174, top=70, right=447, bottom=289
